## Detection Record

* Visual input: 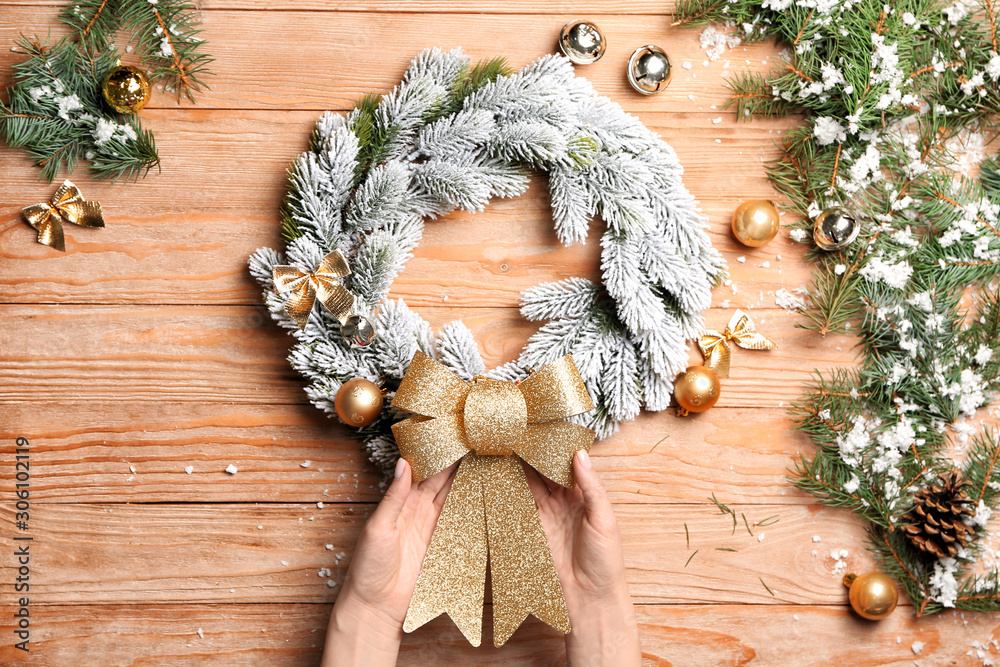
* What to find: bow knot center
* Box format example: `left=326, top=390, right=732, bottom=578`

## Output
left=463, top=379, right=526, bottom=455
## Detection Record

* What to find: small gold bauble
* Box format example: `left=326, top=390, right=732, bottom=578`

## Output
left=674, top=365, right=720, bottom=416
left=731, top=200, right=780, bottom=247
left=627, top=45, right=672, bottom=95
left=813, top=206, right=861, bottom=251
left=334, top=378, right=384, bottom=428
left=558, top=20, right=606, bottom=65
left=844, top=571, right=898, bottom=620
left=102, top=65, right=151, bottom=114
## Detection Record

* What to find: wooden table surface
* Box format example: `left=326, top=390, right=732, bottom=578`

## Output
left=2, top=1, right=999, bottom=665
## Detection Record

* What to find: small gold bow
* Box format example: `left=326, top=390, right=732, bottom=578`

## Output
left=22, top=180, right=105, bottom=251
left=272, top=250, right=355, bottom=328
left=392, top=351, right=595, bottom=647
left=698, top=309, right=776, bottom=378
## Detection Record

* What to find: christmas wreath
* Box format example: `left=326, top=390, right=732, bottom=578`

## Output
left=249, top=48, right=725, bottom=477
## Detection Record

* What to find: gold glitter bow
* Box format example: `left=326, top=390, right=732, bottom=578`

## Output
left=272, top=250, right=355, bottom=328
left=22, top=180, right=105, bottom=251
left=698, top=309, right=776, bottom=378
left=392, top=351, right=595, bottom=647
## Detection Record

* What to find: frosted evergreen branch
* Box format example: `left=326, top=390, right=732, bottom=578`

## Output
left=252, top=49, right=723, bottom=478
left=683, top=0, right=1000, bottom=616
left=1, top=36, right=159, bottom=182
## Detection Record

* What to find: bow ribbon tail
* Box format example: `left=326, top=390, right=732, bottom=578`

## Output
left=23, top=205, right=66, bottom=251
left=483, top=455, right=571, bottom=647
left=271, top=270, right=316, bottom=329
left=403, top=454, right=488, bottom=646
left=314, top=279, right=355, bottom=325
left=697, top=330, right=731, bottom=378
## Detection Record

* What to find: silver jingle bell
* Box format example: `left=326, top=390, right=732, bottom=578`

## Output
left=558, top=20, right=606, bottom=65
left=627, top=45, right=672, bottom=95
left=813, top=207, right=861, bottom=251
left=339, top=315, right=377, bottom=347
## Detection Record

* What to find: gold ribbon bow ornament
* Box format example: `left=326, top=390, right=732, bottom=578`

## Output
left=392, top=351, right=596, bottom=647
left=272, top=250, right=355, bottom=328
left=698, top=309, right=776, bottom=378
left=23, top=180, right=105, bottom=251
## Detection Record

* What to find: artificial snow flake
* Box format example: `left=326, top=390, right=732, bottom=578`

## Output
left=975, top=345, right=993, bottom=365
left=859, top=255, right=911, bottom=290
left=837, top=416, right=871, bottom=468
left=970, top=500, right=992, bottom=528
left=93, top=118, right=116, bottom=145
left=987, top=52, right=1000, bottom=81
left=843, top=474, right=860, bottom=493
left=929, top=557, right=960, bottom=607
left=813, top=117, right=847, bottom=145
left=699, top=26, right=741, bottom=61
left=157, top=37, right=174, bottom=57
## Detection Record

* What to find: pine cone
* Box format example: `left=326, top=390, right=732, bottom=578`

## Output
left=900, top=471, right=977, bottom=559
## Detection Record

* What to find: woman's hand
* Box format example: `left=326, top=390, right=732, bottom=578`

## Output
left=321, top=457, right=456, bottom=667
left=525, top=449, right=642, bottom=666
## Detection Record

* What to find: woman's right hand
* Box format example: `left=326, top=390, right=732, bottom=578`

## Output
left=524, top=449, right=642, bottom=666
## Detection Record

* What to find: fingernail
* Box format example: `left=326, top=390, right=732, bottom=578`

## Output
left=394, top=457, right=407, bottom=479
left=577, top=449, right=592, bottom=470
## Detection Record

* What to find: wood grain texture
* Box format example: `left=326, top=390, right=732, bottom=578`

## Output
left=0, top=7, right=805, bottom=308
left=1, top=118, right=801, bottom=306
left=2, top=603, right=998, bottom=666
left=0, top=402, right=820, bottom=504
left=0, top=10, right=786, bottom=112
left=0, top=501, right=918, bottom=605
left=0, top=305, right=855, bottom=406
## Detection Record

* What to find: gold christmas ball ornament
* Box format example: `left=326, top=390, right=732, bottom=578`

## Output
left=334, top=378, right=384, bottom=427
left=731, top=200, right=780, bottom=247
left=102, top=65, right=151, bottom=114
left=673, top=365, right=720, bottom=416
left=558, top=20, right=606, bottom=65
left=844, top=572, right=898, bottom=620
left=813, top=206, right=861, bottom=251
left=627, top=45, right=672, bottom=95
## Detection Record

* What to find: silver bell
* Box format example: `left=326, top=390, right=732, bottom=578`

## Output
left=627, top=45, right=671, bottom=95
left=813, top=207, right=861, bottom=251
left=558, top=20, right=606, bottom=65
left=339, top=315, right=377, bottom=347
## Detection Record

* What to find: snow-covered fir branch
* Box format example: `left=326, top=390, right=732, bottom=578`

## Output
left=251, top=47, right=723, bottom=475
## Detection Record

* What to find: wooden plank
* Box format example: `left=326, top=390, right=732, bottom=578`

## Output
left=0, top=304, right=856, bottom=406
left=0, top=401, right=820, bottom=505
left=1, top=602, right=996, bottom=666
left=0, top=10, right=783, bottom=113
left=0, top=110, right=801, bottom=306
left=0, top=1, right=691, bottom=13
left=0, top=501, right=892, bottom=606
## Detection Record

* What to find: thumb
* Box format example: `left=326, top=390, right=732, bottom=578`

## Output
left=372, top=457, right=412, bottom=525
left=574, top=449, right=612, bottom=520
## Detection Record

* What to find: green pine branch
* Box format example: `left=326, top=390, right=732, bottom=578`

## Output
left=0, top=36, right=159, bottom=182
left=60, top=0, right=212, bottom=102
left=690, top=0, right=1000, bottom=617
left=117, top=0, right=212, bottom=102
